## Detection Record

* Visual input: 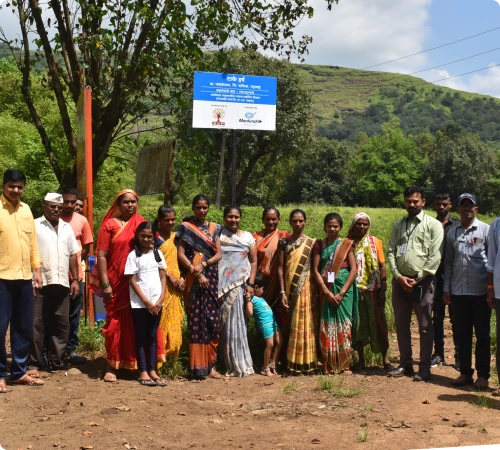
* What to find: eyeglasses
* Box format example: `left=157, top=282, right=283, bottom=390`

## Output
left=45, top=204, right=63, bottom=210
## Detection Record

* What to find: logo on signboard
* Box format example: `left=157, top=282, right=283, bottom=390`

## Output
left=212, top=108, right=226, bottom=126
left=245, top=112, right=256, bottom=118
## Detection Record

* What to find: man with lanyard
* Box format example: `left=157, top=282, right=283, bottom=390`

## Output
left=29, top=193, right=80, bottom=372
left=59, top=187, right=93, bottom=365
left=487, top=206, right=500, bottom=396
left=431, top=193, right=460, bottom=370
left=444, top=193, right=490, bottom=390
left=388, top=186, right=444, bottom=381
left=0, top=169, right=44, bottom=391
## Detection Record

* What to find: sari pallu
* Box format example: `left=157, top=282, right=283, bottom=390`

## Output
left=282, top=236, right=317, bottom=373
left=318, top=239, right=359, bottom=374
left=218, top=229, right=255, bottom=377
left=176, top=219, right=221, bottom=378
left=89, top=190, right=165, bottom=370
left=157, top=234, right=185, bottom=362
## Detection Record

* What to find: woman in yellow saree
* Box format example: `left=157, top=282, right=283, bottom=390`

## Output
left=155, top=206, right=185, bottom=363
left=277, top=209, right=317, bottom=374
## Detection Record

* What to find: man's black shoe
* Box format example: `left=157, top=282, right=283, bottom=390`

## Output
left=430, top=354, right=445, bottom=367
left=388, top=366, right=415, bottom=378
left=413, top=372, right=431, bottom=382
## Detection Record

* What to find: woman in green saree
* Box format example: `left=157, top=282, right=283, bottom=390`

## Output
left=312, top=213, right=358, bottom=374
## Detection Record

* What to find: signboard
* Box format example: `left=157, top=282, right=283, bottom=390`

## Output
left=192, top=72, right=277, bottom=131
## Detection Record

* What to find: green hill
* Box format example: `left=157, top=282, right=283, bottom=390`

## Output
left=295, top=64, right=500, bottom=149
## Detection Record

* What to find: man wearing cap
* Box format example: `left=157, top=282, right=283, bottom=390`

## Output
left=59, top=187, right=93, bottom=365
left=29, top=193, right=80, bottom=372
left=443, top=193, right=490, bottom=390
left=0, top=169, right=44, bottom=390
left=387, top=186, right=444, bottom=382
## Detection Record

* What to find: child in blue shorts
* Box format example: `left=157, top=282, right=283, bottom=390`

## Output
left=245, top=274, right=282, bottom=376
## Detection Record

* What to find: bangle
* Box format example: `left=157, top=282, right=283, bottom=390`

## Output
left=102, top=281, right=110, bottom=289
left=488, top=284, right=495, bottom=291
left=188, top=263, right=193, bottom=269
left=206, top=259, right=212, bottom=267
left=280, top=291, right=286, bottom=296
left=246, top=280, right=255, bottom=288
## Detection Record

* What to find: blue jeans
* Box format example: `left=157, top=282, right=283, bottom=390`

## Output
left=67, top=281, right=84, bottom=355
left=0, top=279, right=33, bottom=381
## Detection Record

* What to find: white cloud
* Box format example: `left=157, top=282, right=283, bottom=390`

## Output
left=295, top=0, right=432, bottom=72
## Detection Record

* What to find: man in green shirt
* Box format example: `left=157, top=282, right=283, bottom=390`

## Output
left=387, top=186, right=444, bottom=381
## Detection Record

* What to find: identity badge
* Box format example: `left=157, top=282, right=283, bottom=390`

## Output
left=400, top=243, right=407, bottom=255
left=328, top=272, right=335, bottom=283
left=458, top=243, right=466, bottom=253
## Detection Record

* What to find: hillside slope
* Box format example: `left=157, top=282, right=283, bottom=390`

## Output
left=296, top=64, right=500, bottom=148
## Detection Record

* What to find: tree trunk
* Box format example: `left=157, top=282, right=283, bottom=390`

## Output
left=215, top=133, right=226, bottom=210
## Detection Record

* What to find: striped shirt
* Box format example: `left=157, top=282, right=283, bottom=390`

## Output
left=443, top=218, right=489, bottom=296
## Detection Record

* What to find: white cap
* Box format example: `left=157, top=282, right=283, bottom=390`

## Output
left=44, top=193, right=63, bottom=203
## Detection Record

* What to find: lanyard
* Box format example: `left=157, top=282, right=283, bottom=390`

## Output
left=405, top=218, right=419, bottom=241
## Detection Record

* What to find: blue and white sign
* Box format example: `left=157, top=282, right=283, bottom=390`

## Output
left=192, top=72, right=277, bottom=131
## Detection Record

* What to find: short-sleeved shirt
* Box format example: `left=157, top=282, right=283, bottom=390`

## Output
left=124, top=250, right=167, bottom=308
left=35, top=217, right=80, bottom=288
left=251, top=296, right=275, bottom=327
left=61, top=212, right=93, bottom=280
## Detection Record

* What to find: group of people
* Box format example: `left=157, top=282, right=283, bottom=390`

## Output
left=2, top=168, right=500, bottom=397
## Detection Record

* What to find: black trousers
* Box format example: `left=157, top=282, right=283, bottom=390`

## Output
left=131, top=308, right=162, bottom=373
left=452, top=294, right=491, bottom=379
left=30, top=285, right=70, bottom=369
left=432, top=276, right=459, bottom=356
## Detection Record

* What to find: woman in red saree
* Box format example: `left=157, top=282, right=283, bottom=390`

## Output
left=90, top=190, right=165, bottom=381
left=253, top=207, right=290, bottom=368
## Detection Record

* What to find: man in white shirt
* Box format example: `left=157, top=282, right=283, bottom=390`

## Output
left=28, top=193, right=80, bottom=372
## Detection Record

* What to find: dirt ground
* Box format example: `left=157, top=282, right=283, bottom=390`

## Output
left=2, top=320, right=500, bottom=450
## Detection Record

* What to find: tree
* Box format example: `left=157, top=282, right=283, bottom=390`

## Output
left=282, top=137, right=354, bottom=205
left=428, top=125, right=497, bottom=205
left=353, top=118, right=426, bottom=207
left=0, top=0, right=338, bottom=186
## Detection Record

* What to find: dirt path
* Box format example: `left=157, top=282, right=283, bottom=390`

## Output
left=2, top=324, right=499, bottom=450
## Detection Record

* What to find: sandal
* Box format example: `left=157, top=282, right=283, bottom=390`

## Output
left=209, top=368, right=222, bottom=379
left=103, top=372, right=117, bottom=383
left=138, top=378, right=157, bottom=386
left=0, top=379, right=7, bottom=393
left=269, top=364, right=278, bottom=375
left=260, top=367, right=275, bottom=377
left=492, top=388, right=500, bottom=397
left=11, top=374, right=44, bottom=386
left=151, top=377, right=168, bottom=387
left=26, top=369, right=41, bottom=378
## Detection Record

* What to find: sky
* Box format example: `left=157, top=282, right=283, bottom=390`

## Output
left=295, top=0, right=500, bottom=97
left=1, top=0, right=500, bottom=97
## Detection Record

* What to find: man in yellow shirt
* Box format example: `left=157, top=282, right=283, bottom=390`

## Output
left=0, top=169, right=44, bottom=391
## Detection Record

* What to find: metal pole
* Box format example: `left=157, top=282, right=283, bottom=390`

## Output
left=232, top=129, right=236, bottom=205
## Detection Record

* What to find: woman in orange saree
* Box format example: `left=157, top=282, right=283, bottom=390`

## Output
left=253, top=208, right=290, bottom=367
left=89, top=190, right=165, bottom=381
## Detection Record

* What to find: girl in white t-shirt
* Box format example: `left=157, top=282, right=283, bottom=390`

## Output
left=124, top=221, right=167, bottom=386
